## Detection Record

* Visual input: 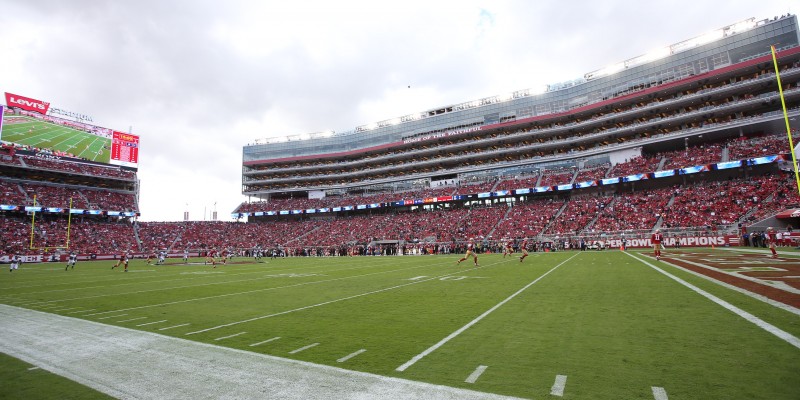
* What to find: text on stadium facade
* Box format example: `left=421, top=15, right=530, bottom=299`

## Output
left=402, top=126, right=482, bottom=144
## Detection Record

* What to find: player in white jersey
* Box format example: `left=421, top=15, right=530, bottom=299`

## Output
left=10, top=254, right=21, bottom=272
left=66, top=251, right=78, bottom=271
left=183, top=249, right=189, bottom=263
left=158, top=251, right=166, bottom=265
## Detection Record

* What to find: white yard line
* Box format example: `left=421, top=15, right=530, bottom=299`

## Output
left=18, top=256, right=424, bottom=298
left=85, top=261, right=450, bottom=317
left=626, top=252, right=800, bottom=350
left=396, top=253, right=580, bottom=372
left=117, top=317, right=147, bottom=323
left=289, top=343, right=319, bottom=354
left=158, top=323, right=190, bottom=331
left=96, top=314, right=128, bottom=320
left=652, top=386, right=669, bottom=400
left=214, top=332, right=247, bottom=341
left=185, top=262, right=502, bottom=336
left=0, top=304, right=520, bottom=400
left=250, top=337, right=281, bottom=347
left=465, top=365, right=488, bottom=383
left=337, top=349, right=366, bottom=363
left=550, top=375, right=568, bottom=396
left=69, top=309, right=96, bottom=314
left=136, top=320, right=168, bottom=327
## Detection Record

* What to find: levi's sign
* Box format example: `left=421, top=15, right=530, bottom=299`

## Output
left=4, top=92, right=50, bottom=114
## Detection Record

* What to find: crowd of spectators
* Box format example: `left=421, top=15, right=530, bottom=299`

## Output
left=545, top=196, right=612, bottom=235
left=660, top=143, right=723, bottom=169
left=609, top=155, right=662, bottom=177
left=591, top=187, right=674, bottom=232
left=574, top=164, right=611, bottom=182
left=0, top=178, right=137, bottom=211
left=492, top=200, right=564, bottom=239
left=727, top=133, right=794, bottom=160
left=494, top=174, right=541, bottom=191
left=660, top=177, right=767, bottom=228
left=23, top=183, right=90, bottom=208
left=538, top=168, right=574, bottom=187
left=0, top=180, right=27, bottom=205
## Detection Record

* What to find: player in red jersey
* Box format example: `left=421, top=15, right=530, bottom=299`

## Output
left=518, top=238, right=530, bottom=262
left=206, top=249, right=217, bottom=267
left=651, top=229, right=664, bottom=260
left=766, top=227, right=778, bottom=258
left=456, top=238, right=479, bottom=266
left=112, top=251, right=129, bottom=272
left=502, top=239, right=514, bottom=258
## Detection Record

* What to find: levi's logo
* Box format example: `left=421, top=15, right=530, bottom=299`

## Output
left=9, top=96, right=47, bottom=110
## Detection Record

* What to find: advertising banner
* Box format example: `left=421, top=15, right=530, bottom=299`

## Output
left=4, top=92, right=50, bottom=114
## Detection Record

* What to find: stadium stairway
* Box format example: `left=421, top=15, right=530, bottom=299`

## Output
left=285, top=224, right=323, bottom=247
left=167, top=226, right=186, bottom=252
left=655, top=156, right=668, bottom=171
left=721, top=146, right=730, bottom=162
left=133, top=222, right=144, bottom=251
left=541, top=200, right=569, bottom=235
left=651, top=192, right=677, bottom=232
left=568, top=168, right=578, bottom=185
left=486, top=203, right=514, bottom=239
left=581, top=196, right=616, bottom=234
left=533, top=171, right=543, bottom=188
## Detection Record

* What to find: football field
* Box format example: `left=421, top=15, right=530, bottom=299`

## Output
left=1, top=116, right=111, bottom=162
left=1, top=250, right=798, bottom=399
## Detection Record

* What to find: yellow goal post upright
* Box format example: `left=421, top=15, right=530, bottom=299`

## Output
left=771, top=45, right=800, bottom=196
left=29, top=195, right=73, bottom=251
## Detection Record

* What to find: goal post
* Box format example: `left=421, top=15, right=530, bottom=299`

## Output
left=29, top=196, right=73, bottom=251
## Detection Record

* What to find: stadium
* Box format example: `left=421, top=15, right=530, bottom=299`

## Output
left=2, top=13, right=800, bottom=400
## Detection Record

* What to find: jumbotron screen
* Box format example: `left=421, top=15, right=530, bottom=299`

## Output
left=2, top=92, right=139, bottom=169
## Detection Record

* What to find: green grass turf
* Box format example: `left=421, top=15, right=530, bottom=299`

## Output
left=0, top=352, right=112, bottom=400
left=0, top=116, right=111, bottom=162
left=0, top=251, right=798, bottom=399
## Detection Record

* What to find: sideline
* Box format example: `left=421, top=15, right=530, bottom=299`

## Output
left=0, top=304, right=522, bottom=400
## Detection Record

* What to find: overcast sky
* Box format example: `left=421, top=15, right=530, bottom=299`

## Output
left=0, top=0, right=795, bottom=221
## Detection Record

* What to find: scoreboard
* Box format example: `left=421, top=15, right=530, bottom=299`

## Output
left=111, top=131, right=139, bottom=168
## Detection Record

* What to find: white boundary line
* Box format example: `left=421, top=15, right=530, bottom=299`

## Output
left=0, top=304, right=524, bottom=400
left=550, top=374, right=567, bottom=396
left=396, top=253, right=580, bottom=372
left=626, top=252, right=800, bottom=350
left=289, top=343, right=319, bottom=354
left=652, top=386, right=669, bottom=400
left=250, top=337, right=281, bottom=347
left=185, top=261, right=505, bottom=336
left=465, top=365, right=488, bottom=383
left=337, top=349, right=366, bottom=363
